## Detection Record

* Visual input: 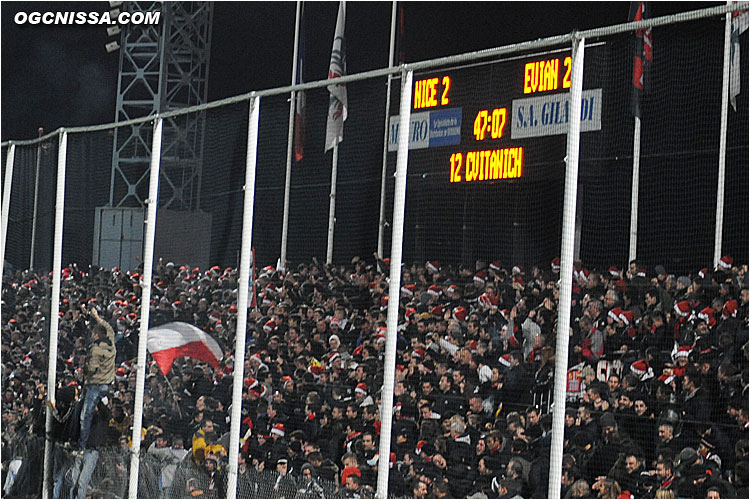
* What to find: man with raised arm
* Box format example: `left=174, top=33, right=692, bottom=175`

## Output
left=78, top=306, right=116, bottom=451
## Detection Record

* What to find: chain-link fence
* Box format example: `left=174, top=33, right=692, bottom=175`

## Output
left=2, top=4, right=748, bottom=499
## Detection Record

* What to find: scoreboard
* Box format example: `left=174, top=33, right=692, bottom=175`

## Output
left=388, top=54, right=602, bottom=184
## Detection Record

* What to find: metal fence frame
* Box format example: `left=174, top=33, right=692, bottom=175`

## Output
left=1, top=4, right=746, bottom=499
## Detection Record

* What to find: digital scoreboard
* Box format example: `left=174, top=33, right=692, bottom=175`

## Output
left=387, top=55, right=602, bottom=184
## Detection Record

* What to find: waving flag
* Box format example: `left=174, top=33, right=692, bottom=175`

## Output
left=147, top=322, right=223, bottom=375
left=731, top=5, right=749, bottom=111
left=294, top=4, right=307, bottom=161
left=630, top=1, right=652, bottom=118
left=325, top=1, right=347, bottom=151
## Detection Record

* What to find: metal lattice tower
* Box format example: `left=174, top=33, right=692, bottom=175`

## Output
left=109, top=1, right=213, bottom=209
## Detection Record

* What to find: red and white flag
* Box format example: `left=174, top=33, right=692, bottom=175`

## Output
left=325, top=1, right=347, bottom=151
left=630, top=1, right=652, bottom=118
left=147, top=322, right=223, bottom=375
left=731, top=4, right=749, bottom=111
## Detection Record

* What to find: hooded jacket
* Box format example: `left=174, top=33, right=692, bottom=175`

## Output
left=85, top=313, right=116, bottom=385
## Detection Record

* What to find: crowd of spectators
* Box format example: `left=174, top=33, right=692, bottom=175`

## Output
left=2, top=254, right=748, bottom=498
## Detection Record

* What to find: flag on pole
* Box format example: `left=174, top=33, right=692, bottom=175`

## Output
left=147, top=322, right=223, bottom=375
left=630, top=1, right=652, bottom=118
left=397, top=5, right=406, bottom=64
left=294, top=4, right=306, bottom=161
left=325, top=1, right=347, bottom=152
left=730, top=4, right=748, bottom=111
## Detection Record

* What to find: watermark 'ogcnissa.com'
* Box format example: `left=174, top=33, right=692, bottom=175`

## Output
left=14, top=10, right=161, bottom=26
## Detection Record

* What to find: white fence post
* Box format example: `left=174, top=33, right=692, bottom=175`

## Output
left=227, top=95, right=261, bottom=499
left=548, top=35, right=585, bottom=499
left=128, top=118, right=163, bottom=498
left=376, top=69, right=413, bottom=499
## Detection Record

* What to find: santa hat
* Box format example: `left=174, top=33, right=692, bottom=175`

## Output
left=405, top=308, right=417, bottom=321
left=657, top=373, right=675, bottom=385
left=426, top=261, right=440, bottom=273
left=264, top=320, right=276, bottom=333
left=427, top=285, right=441, bottom=298
left=673, top=301, right=692, bottom=318
left=630, top=360, right=649, bottom=376
left=355, top=383, right=368, bottom=395
left=608, top=266, right=620, bottom=279
left=452, top=306, right=467, bottom=322
left=281, top=375, right=294, bottom=388
left=328, top=351, right=341, bottom=365
left=498, top=354, right=513, bottom=368
left=489, top=260, right=503, bottom=272
left=579, top=268, right=590, bottom=282
left=698, top=268, right=708, bottom=279
left=228, top=304, right=238, bottom=314
left=446, top=284, right=458, bottom=294
left=608, top=307, right=623, bottom=322
left=412, top=348, right=425, bottom=359
left=209, top=312, right=221, bottom=324
left=431, top=305, right=444, bottom=318
left=473, top=272, right=487, bottom=287
left=381, top=296, right=389, bottom=308
left=717, top=255, right=733, bottom=270
left=618, top=310, right=635, bottom=326
left=479, top=293, right=498, bottom=310
left=271, top=423, right=285, bottom=437
left=401, top=284, right=416, bottom=298
left=512, top=265, right=523, bottom=275
left=722, top=299, right=738, bottom=319
left=672, top=345, right=692, bottom=362
left=636, top=269, right=647, bottom=278
left=244, top=377, right=259, bottom=389
left=551, top=257, right=561, bottom=272
left=697, top=307, right=716, bottom=327
left=329, top=318, right=341, bottom=328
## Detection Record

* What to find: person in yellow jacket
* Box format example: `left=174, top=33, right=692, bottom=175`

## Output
left=191, top=419, right=226, bottom=465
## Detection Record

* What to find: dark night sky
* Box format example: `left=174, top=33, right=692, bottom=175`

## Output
left=1, top=1, right=720, bottom=141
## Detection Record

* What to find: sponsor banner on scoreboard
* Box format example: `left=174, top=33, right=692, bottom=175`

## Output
left=388, top=107, right=462, bottom=151
left=511, top=88, right=602, bottom=139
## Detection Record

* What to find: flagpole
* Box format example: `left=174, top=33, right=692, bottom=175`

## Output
left=714, top=3, right=732, bottom=267
left=280, top=1, right=302, bottom=272
left=326, top=143, right=339, bottom=265
left=377, top=1, right=399, bottom=258
left=629, top=116, right=641, bottom=263
left=325, top=1, right=346, bottom=266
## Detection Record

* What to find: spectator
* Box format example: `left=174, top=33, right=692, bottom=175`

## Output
left=1, top=257, right=747, bottom=498
left=78, top=306, right=116, bottom=452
